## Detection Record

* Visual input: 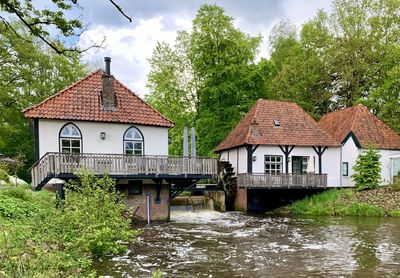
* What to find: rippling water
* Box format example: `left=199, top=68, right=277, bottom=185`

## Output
left=94, top=211, right=400, bottom=277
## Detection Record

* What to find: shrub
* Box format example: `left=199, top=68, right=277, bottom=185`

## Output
left=0, top=168, right=8, bottom=182
left=352, top=146, right=381, bottom=190
left=0, top=170, right=138, bottom=277
left=391, top=172, right=400, bottom=191
left=388, top=210, right=400, bottom=217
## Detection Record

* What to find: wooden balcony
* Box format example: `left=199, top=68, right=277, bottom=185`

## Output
left=31, top=152, right=218, bottom=190
left=237, top=173, right=327, bottom=189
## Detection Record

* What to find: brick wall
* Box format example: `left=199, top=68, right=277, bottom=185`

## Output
left=101, top=74, right=116, bottom=110
left=118, top=180, right=170, bottom=221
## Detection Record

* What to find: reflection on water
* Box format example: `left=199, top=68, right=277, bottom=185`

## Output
left=94, top=211, right=400, bottom=277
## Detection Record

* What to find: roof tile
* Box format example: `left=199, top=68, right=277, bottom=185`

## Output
left=214, top=99, right=340, bottom=152
left=23, top=70, right=174, bottom=128
left=320, top=105, right=400, bottom=150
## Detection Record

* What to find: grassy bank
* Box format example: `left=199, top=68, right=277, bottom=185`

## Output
left=0, top=171, right=138, bottom=277
left=283, top=187, right=400, bottom=217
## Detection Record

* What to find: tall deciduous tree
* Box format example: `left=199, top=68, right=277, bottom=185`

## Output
left=147, top=4, right=271, bottom=155
left=269, top=0, right=400, bottom=120
left=0, top=24, right=87, bottom=180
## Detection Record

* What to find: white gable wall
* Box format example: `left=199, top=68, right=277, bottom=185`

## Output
left=340, top=136, right=400, bottom=186
left=38, top=119, right=169, bottom=158
left=341, top=136, right=359, bottom=187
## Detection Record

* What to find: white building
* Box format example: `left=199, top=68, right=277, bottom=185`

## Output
left=23, top=57, right=217, bottom=221
left=320, top=104, right=400, bottom=186
left=215, top=100, right=400, bottom=211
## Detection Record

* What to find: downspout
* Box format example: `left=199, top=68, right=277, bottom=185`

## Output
left=340, top=146, right=343, bottom=187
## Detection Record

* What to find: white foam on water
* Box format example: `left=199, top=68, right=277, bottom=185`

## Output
left=170, top=210, right=246, bottom=227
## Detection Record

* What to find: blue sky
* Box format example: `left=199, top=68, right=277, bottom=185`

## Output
left=61, top=0, right=332, bottom=97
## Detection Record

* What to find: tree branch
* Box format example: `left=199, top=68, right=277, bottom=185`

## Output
left=109, top=0, right=132, bottom=22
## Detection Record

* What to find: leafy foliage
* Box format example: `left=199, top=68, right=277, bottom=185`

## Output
left=352, top=146, right=382, bottom=190
left=0, top=23, right=87, bottom=181
left=268, top=0, right=400, bottom=121
left=147, top=4, right=271, bottom=155
left=0, top=171, right=137, bottom=277
left=0, top=0, right=131, bottom=54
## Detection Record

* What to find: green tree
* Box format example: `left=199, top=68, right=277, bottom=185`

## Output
left=147, top=33, right=199, bottom=155
left=268, top=0, right=400, bottom=119
left=147, top=4, right=271, bottom=155
left=268, top=18, right=333, bottom=117
left=0, top=23, right=87, bottom=181
left=352, top=146, right=382, bottom=190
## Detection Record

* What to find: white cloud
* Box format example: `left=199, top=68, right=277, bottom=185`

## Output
left=78, top=16, right=191, bottom=98
left=78, top=1, right=333, bottom=97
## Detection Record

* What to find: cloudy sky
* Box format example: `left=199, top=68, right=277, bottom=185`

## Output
left=75, top=0, right=332, bottom=97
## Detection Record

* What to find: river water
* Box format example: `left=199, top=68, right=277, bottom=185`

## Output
left=95, top=211, right=400, bottom=277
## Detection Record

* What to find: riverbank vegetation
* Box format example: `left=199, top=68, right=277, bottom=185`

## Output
left=0, top=171, right=138, bottom=277
left=147, top=0, right=400, bottom=156
left=287, top=187, right=400, bottom=217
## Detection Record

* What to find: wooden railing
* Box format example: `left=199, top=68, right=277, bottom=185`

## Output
left=31, top=152, right=218, bottom=189
left=237, top=173, right=327, bottom=189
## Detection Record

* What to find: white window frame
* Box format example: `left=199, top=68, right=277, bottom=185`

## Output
left=59, top=123, right=82, bottom=154
left=265, top=155, right=283, bottom=174
left=123, top=127, right=144, bottom=155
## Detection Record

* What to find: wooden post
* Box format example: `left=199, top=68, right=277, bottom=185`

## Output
left=313, top=146, right=327, bottom=174
left=56, top=182, right=65, bottom=208
left=279, top=145, right=294, bottom=174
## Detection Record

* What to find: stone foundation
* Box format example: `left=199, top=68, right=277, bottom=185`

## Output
left=117, top=179, right=170, bottom=221
left=234, top=185, right=248, bottom=212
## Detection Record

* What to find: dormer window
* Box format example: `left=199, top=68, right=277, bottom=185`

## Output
left=124, top=127, right=144, bottom=155
left=273, top=119, right=281, bottom=127
left=59, top=123, right=82, bottom=153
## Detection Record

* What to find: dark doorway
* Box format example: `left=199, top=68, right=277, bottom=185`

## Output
left=292, top=156, right=307, bottom=175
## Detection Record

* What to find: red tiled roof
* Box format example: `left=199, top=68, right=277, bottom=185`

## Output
left=319, top=104, right=400, bottom=150
left=214, top=99, right=340, bottom=152
left=23, top=70, right=174, bottom=128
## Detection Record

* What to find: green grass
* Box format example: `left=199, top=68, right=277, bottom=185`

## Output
left=388, top=209, right=400, bottom=217
left=290, top=189, right=384, bottom=217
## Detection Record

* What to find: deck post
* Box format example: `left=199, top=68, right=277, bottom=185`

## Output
left=146, top=192, right=151, bottom=225
left=56, top=181, right=65, bottom=207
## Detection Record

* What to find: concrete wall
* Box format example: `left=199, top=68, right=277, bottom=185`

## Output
left=234, top=185, right=248, bottom=212
left=117, top=179, right=170, bottom=221
left=207, top=191, right=226, bottom=212
left=38, top=119, right=169, bottom=158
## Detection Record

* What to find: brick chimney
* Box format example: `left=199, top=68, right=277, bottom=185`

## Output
left=101, top=57, right=117, bottom=110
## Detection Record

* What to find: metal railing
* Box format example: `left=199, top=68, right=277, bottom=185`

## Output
left=31, top=152, right=218, bottom=189
left=237, top=173, right=327, bottom=189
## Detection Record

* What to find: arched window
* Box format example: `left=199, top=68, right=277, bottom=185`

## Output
left=59, top=123, right=82, bottom=153
left=124, top=127, right=144, bottom=155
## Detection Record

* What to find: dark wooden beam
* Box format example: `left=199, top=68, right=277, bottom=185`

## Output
left=246, top=144, right=259, bottom=174
left=33, top=118, right=39, bottom=162
left=279, top=145, right=294, bottom=174
left=313, top=146, right=327, bottom=174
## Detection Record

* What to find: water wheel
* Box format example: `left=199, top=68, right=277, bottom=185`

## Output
left=218, top=161, right=237, bottom=211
